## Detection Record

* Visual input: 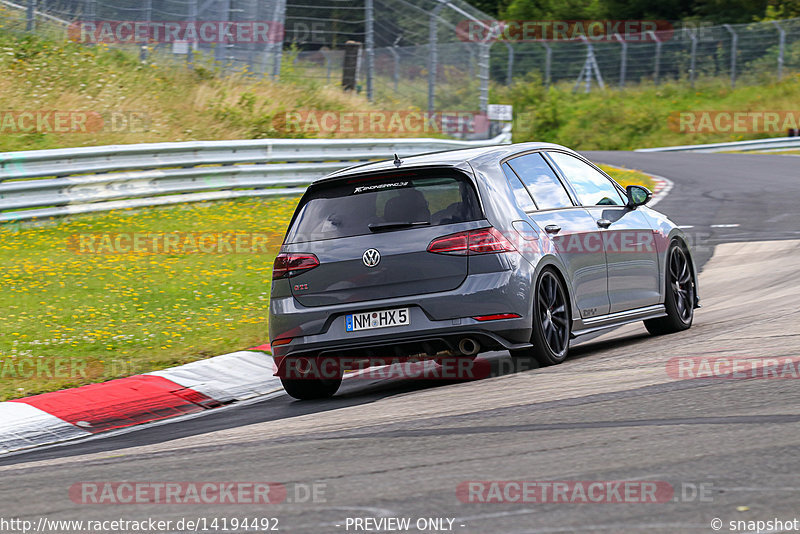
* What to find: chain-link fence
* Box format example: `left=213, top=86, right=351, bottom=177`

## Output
left=3, top=1, right=800, bottom=116
left=0, top=0, right=288, bottom=75
left=1, top=0, right=493, bottom=115
left=284, top=0, right=492, bottom=114
left=491, top=19, right=800, bottom=90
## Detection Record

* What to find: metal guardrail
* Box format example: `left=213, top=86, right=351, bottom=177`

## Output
left=636, top=136, right=800, bottom=153
left=0, top=132, right=511, bottom=223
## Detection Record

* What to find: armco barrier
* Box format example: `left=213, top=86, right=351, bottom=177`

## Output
left=636, top=136, right=800, bottom=153
left=0, top=131, right=511, bottom=222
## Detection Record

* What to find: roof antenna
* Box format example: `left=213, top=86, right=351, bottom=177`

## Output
left=393, top=154, right=403, bottom=167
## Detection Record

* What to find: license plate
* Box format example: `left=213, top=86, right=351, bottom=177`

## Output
left=345, top=308, right=410, bottom=332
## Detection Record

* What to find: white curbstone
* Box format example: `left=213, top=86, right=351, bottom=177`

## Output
left=0, top=402, right=90, bottom=454
left=146, top=351, right=280, bottom=404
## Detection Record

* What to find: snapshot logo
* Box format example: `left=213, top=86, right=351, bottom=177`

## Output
left=67, top=232, right=282, bottom=255
left=0, top=111, right=149, bottom=134
left=457, top=20, right=674, bottom=43
left=282, top=111, right=489, bottom=136
left=70, top=481, right=328, bottom=505
left=68, top=20, right=284, bottom=44
left=670, top=111, right=800, bottom=134
left=667, top=356, right=800, bottom=380
left=457, top=481, right=713, bottom=504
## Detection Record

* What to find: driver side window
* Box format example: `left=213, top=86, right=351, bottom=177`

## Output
left=547, top=152, right=625, bottom=207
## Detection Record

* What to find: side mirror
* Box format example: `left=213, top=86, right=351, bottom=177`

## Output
left=626, top=185, right=652, bottom=208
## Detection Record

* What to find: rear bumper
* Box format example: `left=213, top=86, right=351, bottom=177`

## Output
left=271, top=325, right=533, bottom=377
left=269, top=268, right=535, bottom=362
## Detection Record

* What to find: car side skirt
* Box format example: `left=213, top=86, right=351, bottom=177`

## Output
left=571, top=304, right=667, bottom=338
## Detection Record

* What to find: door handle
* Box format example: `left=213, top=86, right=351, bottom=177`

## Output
left=544, top=224, right=561, bottom=234
left=596, top=219, right=612, bottom=229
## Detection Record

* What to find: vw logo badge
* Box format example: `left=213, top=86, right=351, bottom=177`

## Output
left=362, top=249, right=381, bottom=268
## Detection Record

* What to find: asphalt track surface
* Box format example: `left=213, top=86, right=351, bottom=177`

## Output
left=2, top=152, right=800, bottom=533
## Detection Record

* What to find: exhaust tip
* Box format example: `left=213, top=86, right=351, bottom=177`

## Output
left=294, top=357, right=314, bottom=375
left=458, top=337, right=480, bottom=356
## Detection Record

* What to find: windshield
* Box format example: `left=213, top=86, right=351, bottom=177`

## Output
left=285, top=170, right=482, bottom=243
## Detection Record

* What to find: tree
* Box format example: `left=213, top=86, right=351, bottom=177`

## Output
left=762, top=0, right=800, bottom=19
left=692, top=0, right=769, bottom=22
left=467, top=0, right=512, bottom=17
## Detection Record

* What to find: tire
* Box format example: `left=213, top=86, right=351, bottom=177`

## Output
left=281, top=376, right=342, bottom=400
left=645, top=241, right=696, bottom=336
left=280, top=356, right=342, bottom=400
left=511, top=268, right=571, bottom=367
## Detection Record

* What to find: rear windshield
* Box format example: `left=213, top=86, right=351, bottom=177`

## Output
left=285, top=170, right=482, bottom=243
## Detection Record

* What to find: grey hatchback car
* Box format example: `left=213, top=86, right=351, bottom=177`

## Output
left=269, top=143, right=699, bottom=399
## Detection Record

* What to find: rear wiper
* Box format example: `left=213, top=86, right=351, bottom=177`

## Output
left=368, top=221, right=430, bottom=232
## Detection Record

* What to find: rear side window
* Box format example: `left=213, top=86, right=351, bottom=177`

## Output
left=502, top=162, right=536, bottom=211
left=506, top=153, right=573, bottom=210
left=285, top=171, right=482, bottom=243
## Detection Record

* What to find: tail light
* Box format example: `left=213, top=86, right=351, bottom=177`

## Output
left=473, top=313, right=522, bottom=321
left=272, top=253, right=319, bottom=279
left=427, top=228, right=516, bottom=256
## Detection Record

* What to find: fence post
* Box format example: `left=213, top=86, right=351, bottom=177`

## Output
left=388, top=40, right=400, bottom=93
left=688, top=28, right=698, bottom=88
left=365, top=0, right=375, bottom=101
left=647, top=30, right=662, bottom=85
left=542, top=42, right=551, bottom=87
left=504, top=42, right=514, bottom=86
left=271, top=0, right=286, bottom=79
left=477, top=23, right=499, bottom=115
left=772, top=21, right=785, bottom=81
left=428, top=2, right=445, bottom=114
left=478, top=42, right=490, bottom=113
left=322, top=49, right=332, bottom=83
left=187, top=0, right=198, bottom=69
left=341, top=41, right=361, bottom=90
left=614, top=33, right=627, bottom=88
left=139, top=0, right=152, bottom=62
left=723, top=24, right=738, bottom=88
left=466, top=46, right=476, bottom=77
left=245, top=0, right=258, bottom=74
left=215, top=0, right=230, bottom=66
left=573, top=37, right=604, bottom=93
left=26, top=0, right=35, bottom=32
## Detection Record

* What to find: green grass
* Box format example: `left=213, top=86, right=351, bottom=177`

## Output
left=598, top=165, right=657, bottom=190
left=0, top=197, right=299, bottom=400
left=728, top=149, right=800, bottom=155
left=0, top=19, right=413, bottom=152
left=495, top=72, right=800, bottom=150
left=0, top=165, right=648, bottom=400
